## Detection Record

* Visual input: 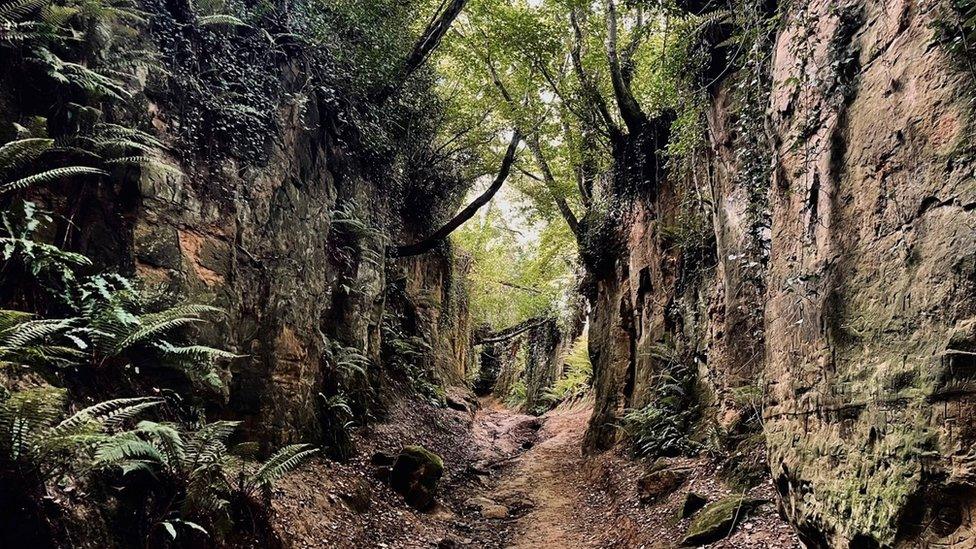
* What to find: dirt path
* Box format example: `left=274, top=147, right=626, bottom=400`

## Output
left=465, top=399, right=798, bottom=549
left=271, top=394, right=799, bottom=548
left=473, top=401, right=601, bottom=548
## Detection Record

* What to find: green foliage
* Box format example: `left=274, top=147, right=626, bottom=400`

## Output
left=622, top=346, right=698, bottom=457
left=455, top=200, right=577, bottom=331
left=0, top=310, right=86, bottom=368
left=0, top=387, right=162, bottom=477
left=380, top=310, right=443, bottom=404
left=542, top=334, right=591, bottom=406
left=505, top=378, right=527, bottom=409
left=0, top=0, right=331, bottom=543
left=317, top=390, right=355, bottom=460
left=317, top=339, right=374, bottom=459
left=75, top=280, right=235, bottom=391
left=1, top=205, right=234, bottom=391
left=93, top=418, right=317, bottom=538
left=331, top=200, right=387, bottom=271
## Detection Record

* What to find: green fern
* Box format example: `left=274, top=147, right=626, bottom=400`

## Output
left=51, top=396, right=164, bottom=435
left=197, top=14, right=246, bottom=27
left=103, top=156, right=184, bottom=176
left=30, top=47, right=132, bottom=100
left=244, top=443, right=318, bottom=493
left=93, top=417, right=317, bottom=532
left=0, top=388, right=161, bottom=473
left=0, top=0, right=50, bottom=22
left=0, top=138, right=54, bottom=177
left=0, top=165, right=107, bottom=195
left=0, top=313, right=88, bottom=368
left=93, top=123, right=166, bottom=150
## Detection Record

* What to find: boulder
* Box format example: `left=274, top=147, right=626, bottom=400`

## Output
left=637, top=467, right=690, bottom=504
left=445, top=387, right=478, bottom=414
left=466, top=496, right=509, bottom=519
left=371, top=451, right=395, bottom=467
left=390, top=445, right=444, bottom=509
left=681, top=495, right=760, bottom=546
left=679, top=492, right=708, bottom=519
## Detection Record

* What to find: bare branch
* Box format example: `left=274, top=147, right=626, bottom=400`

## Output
left=372, top=0, right=468, bottom=104
left=605, top=0, right=646, bottom=133
left=391, top=131, right=522, bottom=258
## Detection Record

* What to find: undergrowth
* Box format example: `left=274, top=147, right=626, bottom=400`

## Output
left=542, top=334, right=591, bottom=407
left=622, top=344, right=699, bottom=458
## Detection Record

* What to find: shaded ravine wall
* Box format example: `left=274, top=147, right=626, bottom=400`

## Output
left=3, top=72, right=474, bottom=451
left=475, top=317, right=581, bottom=413
left=133, top=108, right=475, bottom=447
left=584, top=0, right=976, bottom=546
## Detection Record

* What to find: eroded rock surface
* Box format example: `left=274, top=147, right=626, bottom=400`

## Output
left=582, top=0, right=976, bottom=546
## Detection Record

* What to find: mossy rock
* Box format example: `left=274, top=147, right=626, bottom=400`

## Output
left=681, top=495, right=761, bottom=546
left=391, top=445, right=444, bottom=510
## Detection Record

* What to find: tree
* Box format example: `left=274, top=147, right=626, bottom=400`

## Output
left=440, top=0, right=675, bottom=254
left=391, top=130, right=522, bottom=257
left=372, top=0, right=470, bottom=104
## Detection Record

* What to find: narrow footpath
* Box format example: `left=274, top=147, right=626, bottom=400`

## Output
left=271, top=396, right=799, bottom=548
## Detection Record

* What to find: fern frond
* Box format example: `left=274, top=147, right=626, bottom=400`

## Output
left=112, top=317, right=204, bottom=353
left=0, top=310, right=34, bottom=332
left=93, top=123, right=165, bottom=149
left=133, top=420, right=185, bottom=464
left=95, top=138, right=155, bottom=153
left=198, top=14, right=246, bottom=27
left=60, top=62, right=132, bottom=100
left=245, top=443, right=317, bottom=492
left=0, top=387, right=65, bottom=461
left=0, top=0, right=50, bottom=21
left=0, top=138, right=53, bottom=175
left=93, top=436, right=166, bottom=465
left=120, top=459, right=156, bottom=475
left=0, top=166, right=107, bottom=195
left=1, top=317, right=74, bottom=348
left=184, top=420, right=238, bottom=466
left=50, top=396, right=163, bottom=438
left=156, top=342, right=240, bottom=360
left=104, top=156, right=183, bottom=176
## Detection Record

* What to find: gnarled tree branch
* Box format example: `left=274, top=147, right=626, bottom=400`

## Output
left=391, top=131, right=522, bottom=258
left=605, top=0, right=646, bottom=133
left=475, top=316, right=551, bottom=346
left=372, top=0, right=468, bottom=104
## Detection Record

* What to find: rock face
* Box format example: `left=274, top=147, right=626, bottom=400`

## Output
left=764, top=1, right=976, bottom=546
left=131, top=116, right=473, bottom=446
left=585, top=0, right=976, bottom=546
left=390, top=445, right=445, bottom=510
left=679, top=492, right=708, bottom=519
left=4, top=50, right=474, bottom=452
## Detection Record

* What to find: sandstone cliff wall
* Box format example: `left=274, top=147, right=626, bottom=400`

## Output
left=1, top=62, right=473, bottom=451
left=766, top=1, right=976, bottom=545
left=585, top=1, right=976, bottom=545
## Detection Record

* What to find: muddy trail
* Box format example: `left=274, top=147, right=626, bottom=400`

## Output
left=270, top=395, right=800, bottom=548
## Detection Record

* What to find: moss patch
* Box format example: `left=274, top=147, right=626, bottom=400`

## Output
left=681, top=495, right=761, bottom=546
